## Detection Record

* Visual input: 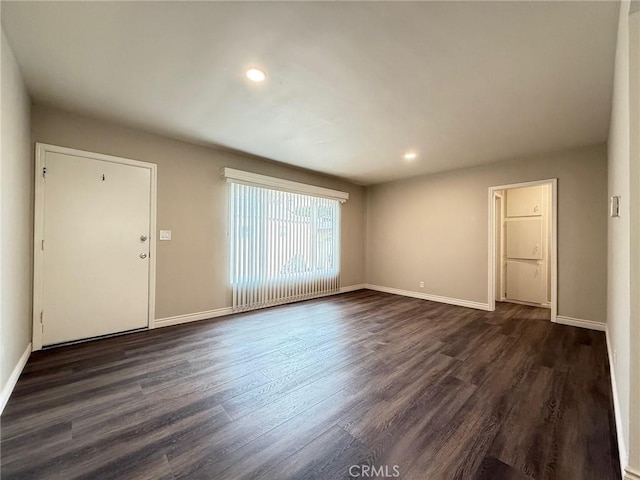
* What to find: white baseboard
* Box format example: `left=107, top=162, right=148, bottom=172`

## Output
left=153, top=307, right=234, bottom=328
left=606, top=327, right=628, bottom=476
left=555, top=315, right=606, bottom=331
left=339, top=284, right=366, bottom=293
left=625, top=466, right=640, bottom=480
left=0, top=342, right=31, bottom=414
left=153, top=285, right=366, bottom=329
left=364, top=284, right=491, bottom=311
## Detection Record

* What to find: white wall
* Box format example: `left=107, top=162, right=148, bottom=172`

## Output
left=0, top=30, right=33, bottom=411
left=626, top=3, right=640, bottom=476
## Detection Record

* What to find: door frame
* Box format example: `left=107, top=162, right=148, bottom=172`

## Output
left=32, top=143, right=158, bottom=351
left=487, top=178, right=557, bottom=322
left=493, top=190, right=505, bottom=302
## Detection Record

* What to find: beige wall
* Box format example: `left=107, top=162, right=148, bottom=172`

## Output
left=1, top=30, right=33, bottom=407
left=626, top=3, right=640, bottom=475
left=608, top=1, right=634, bottom=472
left=366, top=144, right=608, bottom=323
left=31, top=105, right=366, bottom=319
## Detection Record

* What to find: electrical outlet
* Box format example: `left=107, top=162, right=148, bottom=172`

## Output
left=159, top=230, right=172, bottom=241
left=419, top=281, right=425, bottom=288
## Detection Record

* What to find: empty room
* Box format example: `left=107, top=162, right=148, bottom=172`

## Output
left=1, top=1, right=639, bottom=479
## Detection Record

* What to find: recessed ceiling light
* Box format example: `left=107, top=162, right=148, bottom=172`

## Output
left=246, top=68, right=267, bottom=82
left=403, top=152, right=417, bottom=160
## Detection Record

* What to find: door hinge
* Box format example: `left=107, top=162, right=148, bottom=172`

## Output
left=40, top=311, right=44, bottom=333
left=42, top=166, right=47, bottom=178
left=41, top=239, right=45, bottom=250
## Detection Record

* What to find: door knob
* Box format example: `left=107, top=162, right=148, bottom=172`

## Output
left=140, top=235, right=148, bottom=242
left=139, top=253, right=147, bottom=259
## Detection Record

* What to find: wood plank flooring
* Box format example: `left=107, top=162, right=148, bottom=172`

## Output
left=0, top=290, right=621, bottom=480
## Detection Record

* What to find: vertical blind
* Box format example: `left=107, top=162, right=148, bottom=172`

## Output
left=229, top=182, right=341, bottom=312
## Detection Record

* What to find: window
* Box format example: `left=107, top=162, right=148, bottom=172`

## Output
left=224, top=169, right=347, bottom=311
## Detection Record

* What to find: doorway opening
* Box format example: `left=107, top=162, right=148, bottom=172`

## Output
left=488, top=179, right=557, bottom=322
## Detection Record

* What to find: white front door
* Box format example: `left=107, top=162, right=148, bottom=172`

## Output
left=40, top=149, right=152, bottom=346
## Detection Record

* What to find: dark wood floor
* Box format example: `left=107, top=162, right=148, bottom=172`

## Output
left=1, top=290, right=620, bottom=480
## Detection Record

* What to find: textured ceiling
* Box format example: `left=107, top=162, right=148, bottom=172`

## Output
left=2, top=1, right=619, bottom=184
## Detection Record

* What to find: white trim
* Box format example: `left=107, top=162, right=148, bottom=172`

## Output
left=607, top=327, right=628, bottom=475
left=495, top=191, right=506, bottom=301
left=153, top=286, right=365, bottom=328
left=155, top=285, right=490, bottom=330
left=148, top=159, right=158, bottom=331
left=33, top=146, right=46, bottom=350
left=625, top=466, right=640, bottom=480
left=221, top=167, right=349, bottom=203
left=488, top=178, right=558, bottom=322
left=339, top=284, right=366, bottom=293
left=154, top=307, right=234, bottom=328
left=364, top=284, right=491, bottom=311
left=32, top=143, right=158, bottom=350
left=0, top=343, right=31, bottom=414
left=554, top=315, right=606, bottom=331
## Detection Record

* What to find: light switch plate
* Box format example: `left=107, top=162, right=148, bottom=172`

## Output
left=159, top=230, right=172, bottom=241
left=610, top=196, right=620, bottom=217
